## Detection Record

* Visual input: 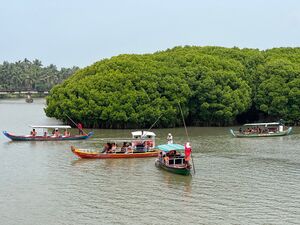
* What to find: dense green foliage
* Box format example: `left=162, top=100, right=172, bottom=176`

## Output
left=0, top=59, right=79, bottom=92
left=45, top=46, right=300, bottom=128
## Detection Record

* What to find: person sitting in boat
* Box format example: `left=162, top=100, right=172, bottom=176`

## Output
left=107, top=143, right=114, bottom=153
left=121, top=142, right=127, bottom=153
left=167, top=133, right=173, bottom=144
left=168, top=150, right=176, bottom=157
left=102, top=143, right=110, bottom=153
left=43, top=131, right=48, bottom=137
left=143, top=141, right=149, bottom=151
left=53, top=129, right=60, bottom=137
left=30, top=129, right=37, bottom=137
left=159, top=151, right=163, bottom=162
left=111, top=143, right=117, bottom=152
left=163, top=155, right=169, bottom=165
left=126, top=143, right=133, bottom=154
left=64, top=129, right=70, bottom=137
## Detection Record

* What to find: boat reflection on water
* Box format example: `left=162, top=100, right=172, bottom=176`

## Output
left=71, top=157, right=151, bottom=172
left=158, top=169, right=193, bottom=194
left=71, top=158, right=98, bottom=166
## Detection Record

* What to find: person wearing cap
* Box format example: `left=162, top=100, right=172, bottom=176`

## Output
left=167, top=133, right=173, bottom=144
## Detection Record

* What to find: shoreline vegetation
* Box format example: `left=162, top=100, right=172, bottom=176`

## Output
left=0, top=92, right=48, bottom=99
left=28, top=46, right=300, bottom=128
left=0, top=59, right=79, bottom=94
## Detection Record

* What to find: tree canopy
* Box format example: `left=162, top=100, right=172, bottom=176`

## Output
left=0, top=59, right=79, bottom=92
left=45, top=46, right=300, bottom=128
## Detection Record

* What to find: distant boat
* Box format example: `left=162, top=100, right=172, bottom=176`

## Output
left=3, top=125, right=93, bottom=141
left=25, top=95, right=33, bottom=103
left=154, top=144, right=192, bottom=176
left=71, top=131, right=159, bottom=159
left=230, top=122, right=292, bottom=138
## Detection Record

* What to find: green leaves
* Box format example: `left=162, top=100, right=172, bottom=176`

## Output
left=0, top=59, right=78, bottom=92
left=45, top=46, right=300, bottom=127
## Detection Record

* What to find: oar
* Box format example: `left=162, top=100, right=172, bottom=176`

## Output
left=148, top=114, right=162, bottom=131
left=65, top=113, right=86, bottom=135
left=190, top=149, right=196, bottom=175
left=178, top=101, right=196, bottom=175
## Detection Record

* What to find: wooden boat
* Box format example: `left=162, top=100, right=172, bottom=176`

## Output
left=71, top=131, right=159, bottom=159
left=3, top=125, right=93, bottom=141
left=25, top=98, right=33, bottom=103
left=25, top=94, right=33, bottom=103
left=154, top=144, right=191, bottom=176
left=71, top=146, right=158, bottom=159
left=230, top=122, right=292, bottom=138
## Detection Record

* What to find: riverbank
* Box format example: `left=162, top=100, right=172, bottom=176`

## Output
left=0, top=92, right=48, bottom=99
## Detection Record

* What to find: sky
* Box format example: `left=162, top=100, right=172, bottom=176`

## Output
left=0, top=0, right=300, bottom=68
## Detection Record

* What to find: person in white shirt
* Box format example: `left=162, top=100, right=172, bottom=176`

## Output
left=167, top=133, right=173, bottom=144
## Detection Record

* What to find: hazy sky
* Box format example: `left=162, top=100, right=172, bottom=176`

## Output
left=1, top=0, right=300, bottom=68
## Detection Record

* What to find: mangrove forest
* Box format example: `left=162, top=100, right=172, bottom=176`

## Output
left=45, top=46, right=300, bottom=128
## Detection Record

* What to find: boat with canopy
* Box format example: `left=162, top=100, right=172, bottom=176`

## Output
left=230, top=122, right=292, bottom=138
left=71, top=131, right=159, bottom=159
left=3, top=125, right=93, bottom=141
left=154, top=143, right=192, bottom=176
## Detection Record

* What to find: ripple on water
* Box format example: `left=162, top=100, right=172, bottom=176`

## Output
left=1, top=100, right=300, bottom=224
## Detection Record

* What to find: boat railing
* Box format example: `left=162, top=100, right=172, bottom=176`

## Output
left=81, top=149, right=96, bottom=153
left=102, top=145, right=155, bottom=154
left=168, top=157, right=185, bottom=165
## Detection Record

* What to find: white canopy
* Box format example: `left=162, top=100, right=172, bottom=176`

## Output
left=243, top=122, right=281, bottom=126
left=30, top=125, right=72, bottom=129
left=131, top=131, right=156, bottom=138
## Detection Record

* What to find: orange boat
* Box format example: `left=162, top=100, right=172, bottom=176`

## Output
left=71, top=131, right=159, bottom=159
left=71, top=146, right=158, bottom=159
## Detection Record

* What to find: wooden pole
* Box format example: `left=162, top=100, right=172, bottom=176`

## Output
left=65, top=113, right=86, bottom=134
left=178, top=102, right=196, bottom=175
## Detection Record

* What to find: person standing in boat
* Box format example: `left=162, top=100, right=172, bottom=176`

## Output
left=184, top=142, right=192, bottom=166
left=77, top=122, right=83, bottom=135
left=167, top=133, right=173, bottom=144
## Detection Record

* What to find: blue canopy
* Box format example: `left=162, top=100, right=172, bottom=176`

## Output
left=155, top=144, right=184, bottom=152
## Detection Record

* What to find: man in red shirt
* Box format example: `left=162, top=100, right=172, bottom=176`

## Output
left=184, top=142, right=192, bottom=165
left=77, top=123, right=83, bottom=135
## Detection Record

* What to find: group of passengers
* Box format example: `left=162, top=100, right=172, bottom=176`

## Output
left=102, top=142, right=133, bottom=153
left=159, top=150, right=181, bottom=165
left=239, top=126, right=276, bottom=134
left=30, top=129, right=71, bottom=137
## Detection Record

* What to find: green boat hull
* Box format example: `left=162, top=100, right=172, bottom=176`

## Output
left=155, top=160, right=191, bottom=176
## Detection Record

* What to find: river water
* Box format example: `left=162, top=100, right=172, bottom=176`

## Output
left=0, top=99, right=299, bottom=225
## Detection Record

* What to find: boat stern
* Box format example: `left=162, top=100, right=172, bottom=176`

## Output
left=87, top=131, right=94, bottom=138
left=2, top=131, right=13, bottom=140
left=229, top=129, right=236, bottom=137
left=287, top=127, right=293, bottom=135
